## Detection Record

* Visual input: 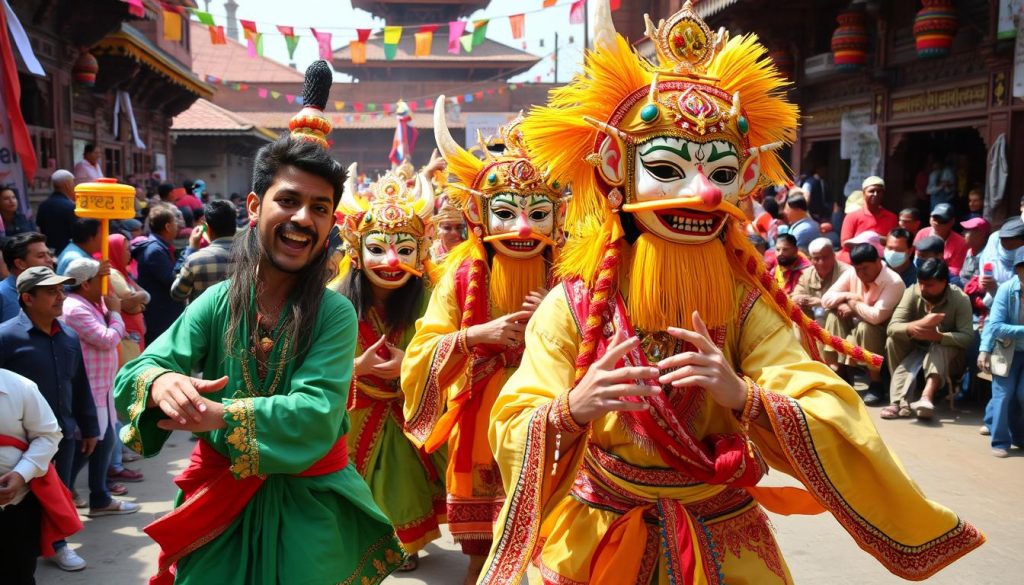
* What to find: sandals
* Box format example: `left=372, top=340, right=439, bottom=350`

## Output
left=880, top=405, right=914, bottom=420
left=397, top=552, right=419, bottom=572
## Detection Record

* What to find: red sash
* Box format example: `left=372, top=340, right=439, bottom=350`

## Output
left=145, top=436, right=349, bottom=585
left=0, top=434, right=83, bottom=557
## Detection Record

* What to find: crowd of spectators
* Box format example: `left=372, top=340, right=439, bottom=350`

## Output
left=749, top=173, right=1024, bottom=460
left=0, top=158, right=238, bottom=578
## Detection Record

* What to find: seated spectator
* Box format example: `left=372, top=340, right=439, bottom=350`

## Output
left=959, top=217, right=991, bottom=283
left=135, top=203, right=184, bottom=345
left=56, top=219, right=106, bottom=276
left=61, top=259, right=139, bottom=517
left=822, top=242, right=907, bottom=402
left=914, top=235, right=961, bottom=285
left=72, top=144, right=103, bottom=185
left=1, top=233, right=53, bottom=322
left=913, top=203, right=969, bottom=274
left=0, top=187, right=35, bottom=242
left=35, top=170, right=77, bottom=255
left=793, top=237, right=850, bottom=363
left=884, top=228, right=917, bottom=287
left=782, top=190, right=820, bottom=250
left=773, top=233, right=811, bottom=294
left=171, top=200, right=236, bottom=304
left=0, top=367, right=74, bottom=583
left=839, top=176, right=898, bottom=264
left=882, top=259, right=973, bottom=420
left=898, top=207, right=923, bottom=239
left=964, top=188, right=984, bottom=221
left=842, top=229, right=883, bottom=263
left=978, top=255, right=1024, bottom=457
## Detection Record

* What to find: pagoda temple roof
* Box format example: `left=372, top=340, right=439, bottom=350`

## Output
left=171, top=98, right=278, bottom=140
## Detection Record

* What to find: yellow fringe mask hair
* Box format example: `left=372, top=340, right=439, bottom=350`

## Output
left=490, top=253, right=549, bottom=317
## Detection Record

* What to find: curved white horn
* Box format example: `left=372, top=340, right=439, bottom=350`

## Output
left=340, top=162, right=359, bottom=211
left=414, top=172, right=435, bottom=221
left=593, top=0, right=617, bottom=53
left=433, top=95, right=462, bottom=162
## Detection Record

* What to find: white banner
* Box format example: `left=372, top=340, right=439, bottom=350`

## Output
left=840, top=110, right=880, bottom=197
left=0, top=58, right=27, bottom=216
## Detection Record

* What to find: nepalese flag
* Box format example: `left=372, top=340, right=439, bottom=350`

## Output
left=388, top=101, right=418, bottom=166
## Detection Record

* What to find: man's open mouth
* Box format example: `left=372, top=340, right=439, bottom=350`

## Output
left=654, top=210, right=723, bottom=236
left=278, top=229, right=312, bottom=251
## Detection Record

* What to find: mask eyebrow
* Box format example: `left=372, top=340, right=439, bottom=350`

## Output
left=639, top=143, right=691, bottom=161
left=708, top=143, right=738, bottom=163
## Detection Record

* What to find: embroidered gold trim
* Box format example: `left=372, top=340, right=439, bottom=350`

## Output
left=120, top=423, right=143, bottom=455
left=129, top=367, right=171, bottom=421
left=224, top=398, right=260, bottom=478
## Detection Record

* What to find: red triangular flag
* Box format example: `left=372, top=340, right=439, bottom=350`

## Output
left=357, top=28, right=372, bottom=43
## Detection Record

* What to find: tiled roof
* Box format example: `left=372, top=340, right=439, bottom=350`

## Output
left=333, top=35, right=540, bottom=65
left=189, top=21, right=305, bottom=83
left=239, top=111, right=505, bottom=130
left=171, top=99, right=276, bottom=140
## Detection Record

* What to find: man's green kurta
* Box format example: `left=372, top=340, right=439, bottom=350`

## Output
left=113, top=281, right=404, bottom=584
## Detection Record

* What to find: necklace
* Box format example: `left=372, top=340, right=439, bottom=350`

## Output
left=254, top=295, right=287, bottom=353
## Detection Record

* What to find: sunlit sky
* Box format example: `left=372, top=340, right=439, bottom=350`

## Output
left=193, top=0, right=599, bottom=83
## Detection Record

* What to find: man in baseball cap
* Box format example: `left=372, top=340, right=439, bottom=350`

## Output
left=16, top=266, right=74, bottom=295
left=911, top=203, right=969, bottom=275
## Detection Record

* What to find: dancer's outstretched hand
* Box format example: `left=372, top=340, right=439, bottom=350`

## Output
left=657, top=312, right=746, bottom=412
left=567, top=328, right=661, bottom=426
left=149, top=374, right=229, bottom=429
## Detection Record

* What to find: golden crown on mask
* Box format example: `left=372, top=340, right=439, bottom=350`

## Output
left=433, top=103, right=567, bottom=229
left=336, top=163, right=435, bottom=274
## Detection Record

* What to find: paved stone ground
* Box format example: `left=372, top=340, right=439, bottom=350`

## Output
left=36, top=399, right=1021, bottom=584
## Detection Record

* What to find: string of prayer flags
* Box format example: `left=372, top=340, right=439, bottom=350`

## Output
left=278, top=26, right=300, bottom=60
left=472, top=20, right=489, bottom=47
left=448, top=21, right=466, bottom=55
left=350, top=40, right=367, bottom=64
left=570, top=0, right=586, bottom=25
left=383, top=26, right=403, bottom=61
left=311, top=29, right=333, bottom=61
left=509, top=14, right=525, bottom=40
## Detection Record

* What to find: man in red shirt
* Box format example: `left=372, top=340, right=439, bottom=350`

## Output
left=912, top=203, right=969, bottom=275
left=839, top=176, right=898, bottom=263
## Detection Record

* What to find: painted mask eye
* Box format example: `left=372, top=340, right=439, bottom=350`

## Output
left=642, top=161, right=684, bottom=182
left=529, top=210, right=550, bottom=221
left=709, top=168, right=737, bottom=184
left=493, top=209, right=516, bottom=221
left=367, top=245, right=385, bottom=255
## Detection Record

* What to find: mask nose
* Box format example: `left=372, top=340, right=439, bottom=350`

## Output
left=386, top=245, right=399, bottom=268
left=692, top=171, right=722, bottom=208
left=516, top=211, right=532, bottom=239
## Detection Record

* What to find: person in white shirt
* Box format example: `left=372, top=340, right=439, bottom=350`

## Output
left=72, top=144, right=103, bottom=185
left=0, top=368, right=63, bottom=583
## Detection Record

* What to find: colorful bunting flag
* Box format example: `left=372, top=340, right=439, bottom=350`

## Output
left=334, top=101, right=345, bottom=111
left=311, top=29, right=333, bottom=61
left=424, top=98, right=434, bottom=109
left=122, top=0, right=145, bottom=18
left=464, top=93, right=474, bottom=103
left=193, top=10, right=215, bottom=26
left=162, top=10, right=182, bottom=41
left=258, top=88, right=268, bottom=98
left=357, top=29, right=372, bottom=43
left=472, top=19, right=489, bottom=47
left=414, top=32, right=432, bottom=57
left=570, top=0, right=585, bottom=25
left=270, top=90, right=281, bottom=100
left=383, top=26, right=403, bottom=60
left=240, top=19, right=258, bottom=42
left=350, top=41, right=366, bottom=64
left=543, top=0, right=557, bottom=7
left=278, top=26, right=300, bottom=60
left=448, top=21, right=466, bottom=55
left=209, top=25, right=226, bottom=45
left=246, top=33, right=263, bottom=58
left=286, top=95, right=295, bottom=104
left=509, top=14, right=525, bottom=40
left=460, top=34, right=473, bottom=53
left=354, top=103, right=365, bottom=113
left=611, top=0, right=621, bottom=9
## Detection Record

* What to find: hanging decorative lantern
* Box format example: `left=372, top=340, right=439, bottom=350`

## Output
left=769, top=48, right=794, bottom=80
left=913, top=0, right=958, bottom=59
left=831, top=9, right=868, bottom=72
left=72, top=51, right=98, bottom=87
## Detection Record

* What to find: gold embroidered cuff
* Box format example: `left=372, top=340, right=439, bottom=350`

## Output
left=224, top=397, right=260, bottom=478
left=128, top=367, right=172, bottom=421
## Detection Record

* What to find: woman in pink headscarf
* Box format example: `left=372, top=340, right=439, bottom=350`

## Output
left=104, top=233, right=149, bottom=351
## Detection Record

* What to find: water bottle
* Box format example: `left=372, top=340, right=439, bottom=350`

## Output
left=983, top=262, right=994, bottom=279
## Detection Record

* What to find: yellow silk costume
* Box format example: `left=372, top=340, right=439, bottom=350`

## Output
left=479, top=2, right=983, bottom=583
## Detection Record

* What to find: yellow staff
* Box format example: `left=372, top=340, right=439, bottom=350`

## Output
left=74, top=178, right=136, bottom=294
